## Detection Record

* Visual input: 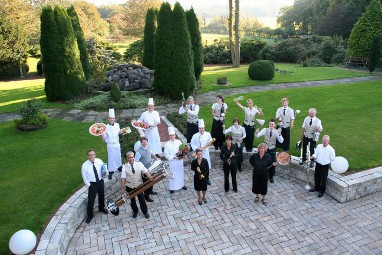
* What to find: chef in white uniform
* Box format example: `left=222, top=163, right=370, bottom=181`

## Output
left=139, top=98, right=162, bottom=155
left=102, top=109, right=122, bottom=179
left=164, top=126, right=187, bottom=193
left=190, top=119, right=213, bottom=185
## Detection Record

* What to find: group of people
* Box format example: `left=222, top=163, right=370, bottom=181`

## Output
left=81, top=95, right=336, bottom=223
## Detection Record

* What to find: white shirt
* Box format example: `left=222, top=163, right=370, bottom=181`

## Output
left=179, top=104, right=199, bottom=123
left=81, top=158, right=104, bottom=187
left=102, top=123, right=121, bottom=146
left=164, top=139, right=182, bottom=160
left=312, top=144, right=335, bottom=165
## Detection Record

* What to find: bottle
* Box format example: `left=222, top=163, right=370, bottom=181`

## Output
left=101, top=163, right=108, bottom=177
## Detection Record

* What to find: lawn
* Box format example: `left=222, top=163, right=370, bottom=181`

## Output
left=0, top=78, right=73, bottom=114
left=0, top=119, right=107, bottom=255
left=199, top=63, right=375, bottom=93
left=197, top=80, right=382, bottom=171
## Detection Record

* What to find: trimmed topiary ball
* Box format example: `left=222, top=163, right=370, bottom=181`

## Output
left=248, top=60, right=275, bottom=80
left=110, top=82, right=122, bottom=102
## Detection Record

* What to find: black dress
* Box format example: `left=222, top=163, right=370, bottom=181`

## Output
left=191, top=158, right=209, bottom=191
left=249, top=153, right=273, bottom=195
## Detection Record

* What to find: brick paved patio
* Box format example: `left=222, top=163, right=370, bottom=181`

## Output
left=66, top=162, right=382, bottom=255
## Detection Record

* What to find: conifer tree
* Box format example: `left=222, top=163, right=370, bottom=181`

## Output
left=347, top=0, right=382, bottom=57
left=40, top=6, right=65, bottom=101
left=54, top=5, right=86, bottom=99
left=153, top=2, right=173, bottom=93
left=143, top=8, right=157, bottom=69
left=368, top=36, right=381, bottom=72
left=67, top=5, right=91, bottom=80
left=186, top=7, right=204, bottom=80
left=170, top=2, right=195, bottom=97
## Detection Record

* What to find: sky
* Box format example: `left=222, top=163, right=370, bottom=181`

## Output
left=85, top=0, right=295, bottom=28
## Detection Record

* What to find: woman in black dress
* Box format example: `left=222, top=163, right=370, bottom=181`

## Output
left=220, top=135, right=238, bottom=193
left=249, top=143, right=275, bottom=205
left=191, top=149, right=210, bottom=205
left=211, top=95, right=228, bottom=150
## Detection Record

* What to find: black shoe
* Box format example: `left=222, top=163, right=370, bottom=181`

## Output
left=207, top=179, right=211, bottom=185
left=170, top=190, right=174, bottom=194
left=108, top=172, right=114, bottom=180
left=99, top=208, right=108, bottom=214
left=318, top=192, right=323, bottom=198
left=233, top=189, right=238, bottom=193
left=215, top=147, right=219, bottom=150
left=145, top=197, right=154, bottom=202
left=85, top=216, right=93, bottom=223
left=238, top=168, right=242, bottom=172
left=309, top=188, right=317, bottom=192
left=133, top=212, right=138, bottom=218
left=182, top=186, right=188, bottom=190
left=269, top=178, right=274, bottom=183
left=299, top=161, right=305, bottom=166
left=144, top=212, right=150, bottom=219
left=150, top=191, right=158, bottom=195
left=155, top=154, right=160, bottom=158
left=310, top=162, right=315, bottom=168
left=117, top=166, right=122, bottom=172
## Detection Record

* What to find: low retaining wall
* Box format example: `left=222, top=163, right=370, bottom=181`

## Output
left=34, top=175, right=121, bottom=255
left=210, top=150, right=382, bottom=203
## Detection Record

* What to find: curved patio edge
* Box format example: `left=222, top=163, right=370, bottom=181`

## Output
left=34, top=175, right=121, bottom=255
left=35, top=150, right=381, bottom=254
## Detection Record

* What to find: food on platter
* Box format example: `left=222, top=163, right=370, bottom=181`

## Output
left=89, top=123, right=107, bottom=136
left=121, top=126, right=132, bottom=135
left=131, top=120, right=151, bottom=130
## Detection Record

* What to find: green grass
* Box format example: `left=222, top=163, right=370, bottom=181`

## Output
left=199, top=64, right=375, bottom=93
left=197, top=80, right=382, bottom=171
left=27, top=57, right=39, bottom=74
left=0, top=78, right=73, bottom=114
left=0, top=119, right=107, bottom=255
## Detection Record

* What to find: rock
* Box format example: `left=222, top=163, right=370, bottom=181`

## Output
left=112, top=74, right=120, bottom=82
left=126, top=82, right=140, bottom=91
left=138, top=79, right=151, bottom=89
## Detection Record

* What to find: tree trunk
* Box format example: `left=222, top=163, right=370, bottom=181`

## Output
left=228, top=0, right=236, bottom=65
left=233, top=0, right=240, bottom=67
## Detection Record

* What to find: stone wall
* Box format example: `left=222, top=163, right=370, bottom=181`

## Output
left=102, top=63, right=154, bottom=92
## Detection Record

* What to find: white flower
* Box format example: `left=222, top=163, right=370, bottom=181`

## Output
left=295, top=110, right=301, bottom=114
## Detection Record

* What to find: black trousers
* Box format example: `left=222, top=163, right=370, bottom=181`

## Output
left=223, top=162, right=237, bottom=192
left=186, top=122, right=199, bottom=143
left=302, top=136, right=317, bottom=161
left=243, top=124, right=255, bottom=152
left=211, top=119, right=225, bottom=149
left=314, top=163, right=329, bottom=193
left=87, top=180, right=105, bottom=218
left=126, top=186, right=147, bottom=214
left=280, top=127, right=290, bottom=151
left=267, top=148, right=276, bottom=179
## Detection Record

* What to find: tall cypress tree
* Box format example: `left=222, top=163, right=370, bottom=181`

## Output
left=54, top=6, right=86, bottom=99
left=40, top=6, right=65, bottom=101
left=143, top=8, right=157, bottom=69
left=67, top=5, right=91, bottom=80
left=153, top=2, right=173, bottom=94
left=368, top=36, right=381, bottom=72
left=170, top=2, right=195, bottom=97
left=347, top=0, right=382, bottom=57
left=186, top=7, right=204, bottom=80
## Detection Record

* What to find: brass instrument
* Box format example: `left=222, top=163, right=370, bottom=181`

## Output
left=106, top=161, right=173, bottom=216
left=191, top=138, right=216, bottom=157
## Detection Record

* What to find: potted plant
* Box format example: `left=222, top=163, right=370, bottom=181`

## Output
left=216, top=76, right=228, bottom=85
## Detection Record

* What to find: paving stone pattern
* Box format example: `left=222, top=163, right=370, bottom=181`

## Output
left=66, top=163, right=382, bottom=255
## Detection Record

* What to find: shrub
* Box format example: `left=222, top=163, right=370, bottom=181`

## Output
left=110, top=82, right=122, bottom=102
left=124, top=39, right=143, bottom=63
left=0, top=62, right=20, bottom=79
left=203, top=39, right=231, bottom=64
left=240, top=39, right=267, bottom=63
left=248, top=60, right=275, bottom=80
left=37, top=60, right=44, bottom=75
left=15, top=99, right=48, bottom=130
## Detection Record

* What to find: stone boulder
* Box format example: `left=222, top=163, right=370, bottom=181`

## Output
left=103, top=63, right=154, bottom=91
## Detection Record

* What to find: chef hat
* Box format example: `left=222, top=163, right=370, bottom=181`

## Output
left=148, top=98, right=154, bottom=105
left=198, top=119, right=205, bottom=128
left=168, top=126, right=175, bottom=135
left=108, top=109, right=115, bottom=118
